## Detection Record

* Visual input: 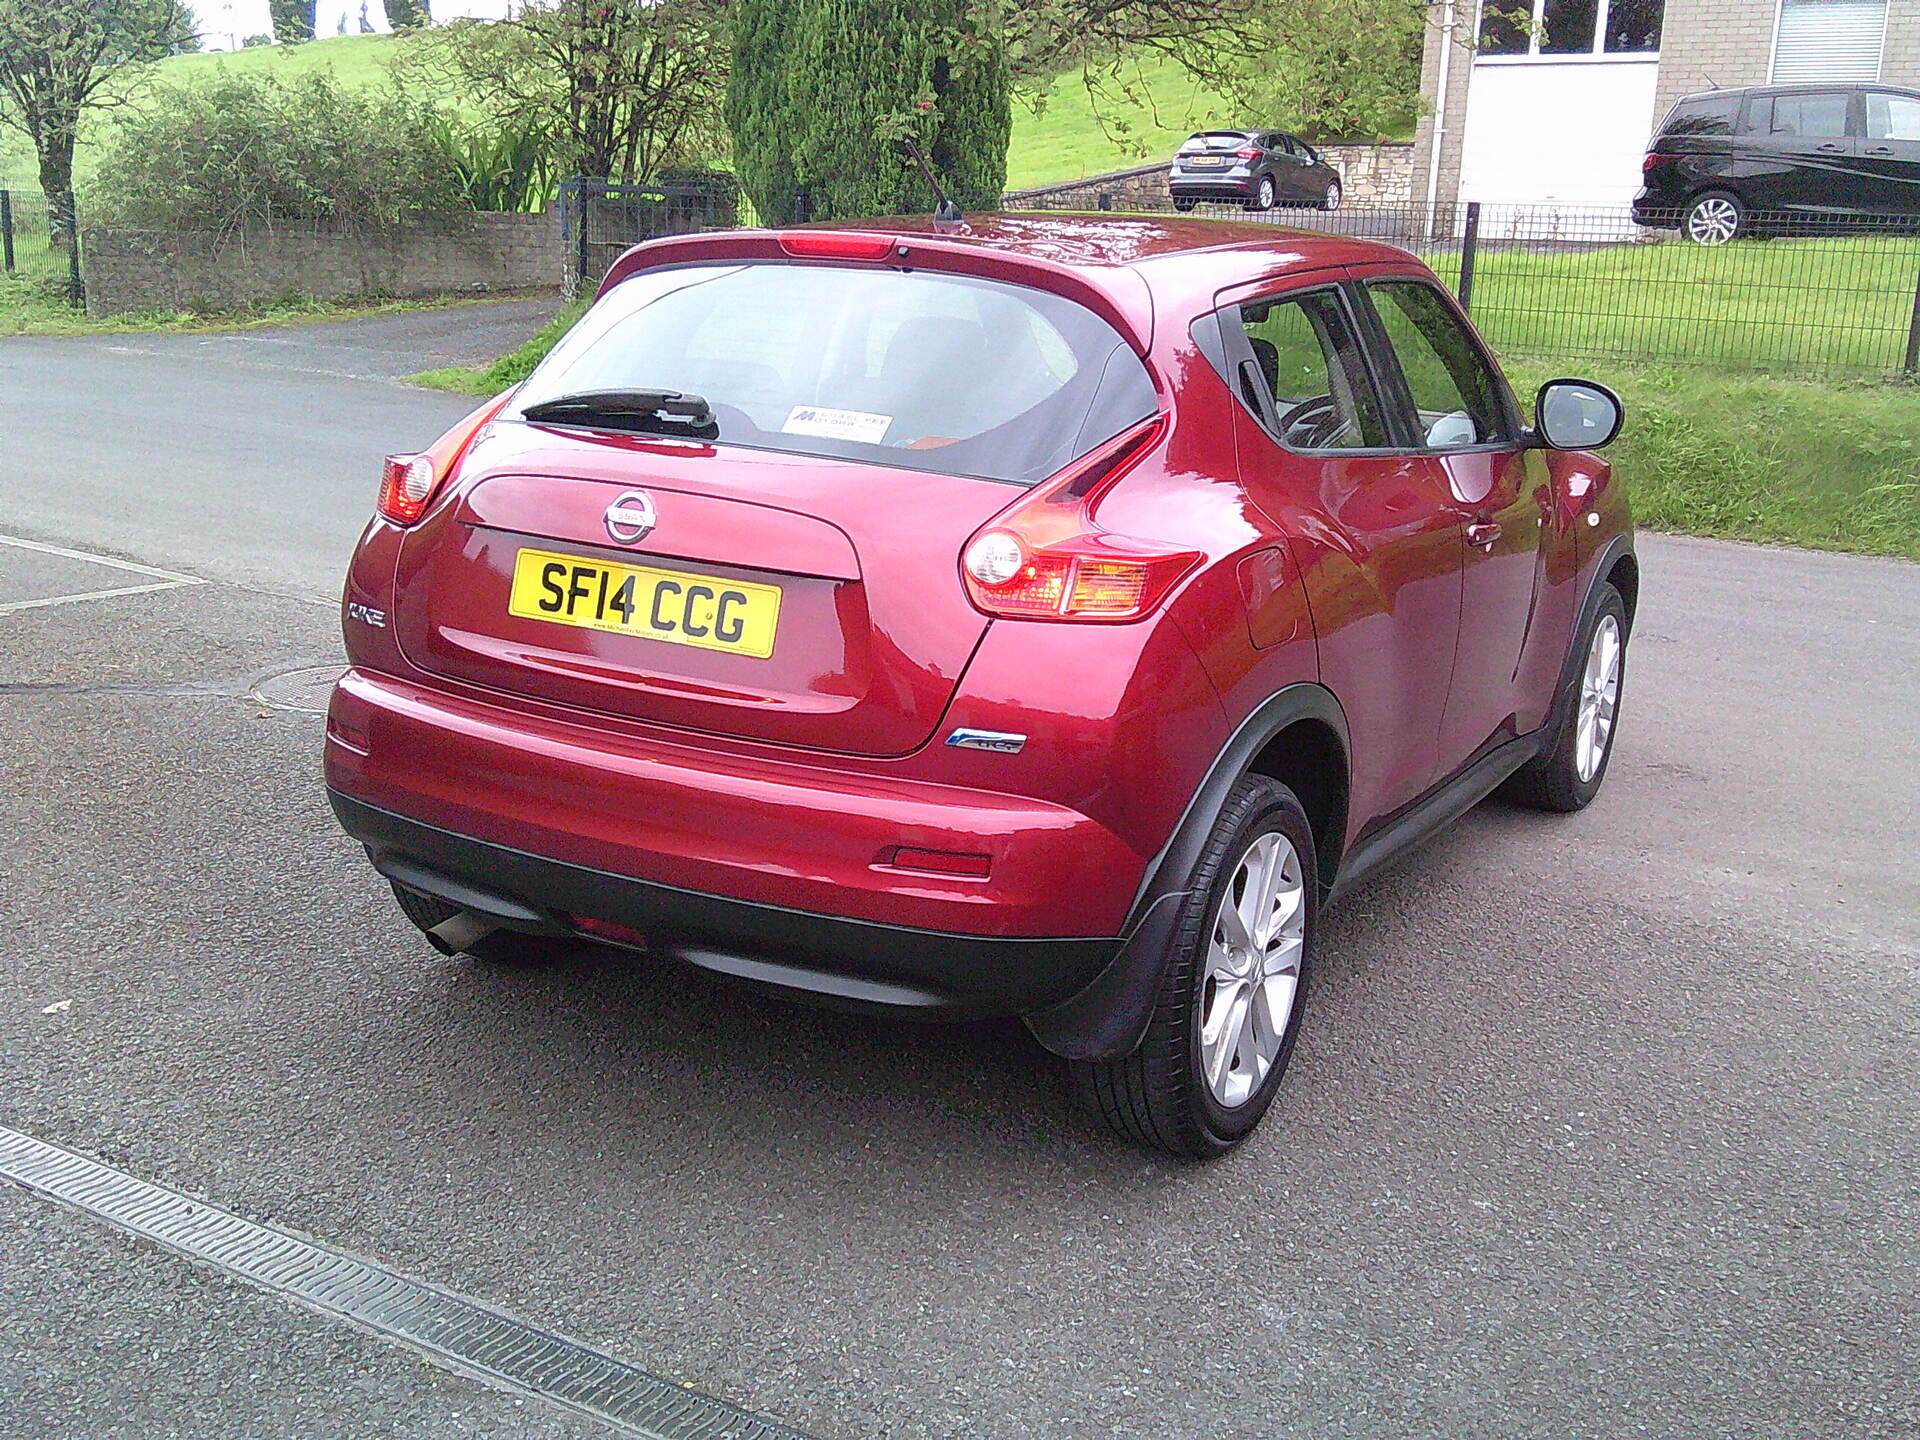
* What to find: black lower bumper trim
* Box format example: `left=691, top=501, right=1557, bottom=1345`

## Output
left=330, top=792, right=1121, bottom=1018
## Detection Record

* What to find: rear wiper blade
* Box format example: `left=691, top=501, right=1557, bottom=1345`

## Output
left=521, top=388, right=715, bottom=432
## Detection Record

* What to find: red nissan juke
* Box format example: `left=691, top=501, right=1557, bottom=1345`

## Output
left=326, top=214, right=1635, bottom=1159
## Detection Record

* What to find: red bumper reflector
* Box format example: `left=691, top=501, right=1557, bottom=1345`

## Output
left=571, top=915, right=650, bottom=949
left=889, top=847, right=992, bottom=879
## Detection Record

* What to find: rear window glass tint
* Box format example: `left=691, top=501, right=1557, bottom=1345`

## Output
left=513, top=263, right=1157, bottom=486
left=1664, top=95, right=1741, bottom=136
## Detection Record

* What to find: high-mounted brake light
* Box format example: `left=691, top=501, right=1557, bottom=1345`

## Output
left=959, top=415, right=1199, bottom=623
left=377, top=389, right=516, bottom=526
left=777, top=231, right=897, bottom=261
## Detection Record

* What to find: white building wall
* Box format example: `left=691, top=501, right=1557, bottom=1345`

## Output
left=1457, top=59, right=1665, bottom=208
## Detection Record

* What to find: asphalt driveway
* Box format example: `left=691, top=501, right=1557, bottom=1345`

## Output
left=0, top=307, right=1913, bottom=1440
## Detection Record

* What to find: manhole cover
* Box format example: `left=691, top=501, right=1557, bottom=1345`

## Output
left=250, top=665, right=346, bottom=715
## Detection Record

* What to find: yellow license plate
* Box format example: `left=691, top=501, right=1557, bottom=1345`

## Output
left=508, top=548, right=781, bottom=659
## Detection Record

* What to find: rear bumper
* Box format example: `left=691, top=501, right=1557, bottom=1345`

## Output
left=333, top=791, right=1121, bottom=1016
left=1630, top=188, right=1682, bottom=227
left=324, top=665, right=1148, bottom=1014
left=1169, top=176, right=1254, bottom=198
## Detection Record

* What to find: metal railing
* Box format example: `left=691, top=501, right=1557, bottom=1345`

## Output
left=1009, top=190, right=1920, bottom=378
left=558, top=175, right=742, bottom=298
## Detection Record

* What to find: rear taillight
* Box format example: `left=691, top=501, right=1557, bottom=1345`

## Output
left=1642, top=151, right=1676, bottom=173
left=1235, top=146, right=1261, bottom=160
left=959, top=416, right=1200, bottom=623
left=377, top=390, right=516, bottom=526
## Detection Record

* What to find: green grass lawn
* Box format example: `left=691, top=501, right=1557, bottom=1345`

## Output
left=1447, top=234, right=1920, bottom=377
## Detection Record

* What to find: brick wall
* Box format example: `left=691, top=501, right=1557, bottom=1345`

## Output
left=82, top=211, right=561, bottom=318
left=1003, top=144, right=1417, bottom=210
left=1885, top=0, right=1920, bottom=86
left=1652, top=0, right=1778, bottom=116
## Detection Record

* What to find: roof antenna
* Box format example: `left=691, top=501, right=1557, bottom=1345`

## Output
left=902, top=137, right=965, bottom=232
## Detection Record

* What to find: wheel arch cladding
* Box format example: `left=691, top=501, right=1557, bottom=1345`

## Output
left=1606, top=550, right=1639, bottom=633
left=1023, top=683, right=1349, bottom=1062
left=1245, top=718, right=1348, bottom=894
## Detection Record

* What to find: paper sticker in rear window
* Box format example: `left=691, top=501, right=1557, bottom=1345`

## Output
left=782, top=405, right=893, bottom=444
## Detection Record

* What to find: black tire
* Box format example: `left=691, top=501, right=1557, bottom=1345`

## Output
left=1683, top=190, right=1745, bottom=245
left=1245, top=176, right=1276, bottom=212
left=1071, top=777, right=1317, bottom=1160
left=1319, top=179, right=1342, bottom=212
left=1503, top=584, right=1628, bottom=813
left=389, top=883, right=573, bottom=967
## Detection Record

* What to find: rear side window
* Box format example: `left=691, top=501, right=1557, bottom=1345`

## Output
left=1663, top=95, right=1741, bottom=137
left=1867, top=92, right=1920, bottom=140
left=1231, top=291, right=1388, bottom=452
left=1364, top=282, right=1511, bottom=450
left=513, top=263, right=1157, bottom=485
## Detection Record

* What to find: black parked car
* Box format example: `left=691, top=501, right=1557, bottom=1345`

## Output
left=1634, top=83, right=1920, bottom=243
left=1168, top=131, right=1343, bottom=213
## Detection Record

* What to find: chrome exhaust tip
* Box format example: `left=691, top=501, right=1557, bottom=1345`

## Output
left=425, top=910, right=500, bottom=956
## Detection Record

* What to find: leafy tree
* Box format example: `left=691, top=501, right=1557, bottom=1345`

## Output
left=0, top=0, right=197, bottom=244
left=723, top=0, right=795, bottom=222
left=267, top=0, right=314, bottom=43
left=1221, top=0, right=1424, bottom=141
left=413, top=0, right=726, bottom=184
left=382, top=0, right=429, bottom=32
left=728, top=0, right=1010, bottom=224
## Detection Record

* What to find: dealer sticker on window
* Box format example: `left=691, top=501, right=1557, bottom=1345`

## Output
left=782, top=404, right=892, bottom=445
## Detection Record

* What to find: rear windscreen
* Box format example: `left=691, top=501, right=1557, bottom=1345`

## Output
left=511, top=262, right=1158, bottom=485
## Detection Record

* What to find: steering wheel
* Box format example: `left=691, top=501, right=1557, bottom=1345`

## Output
left=1274, top=394, right=1344, bottom=450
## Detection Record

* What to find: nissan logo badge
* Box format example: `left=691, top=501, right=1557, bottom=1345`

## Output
left=604, top=491, right=657, bottom=544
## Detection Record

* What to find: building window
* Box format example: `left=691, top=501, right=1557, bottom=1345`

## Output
left=1772, top=0, right=1887, bottom=83
left=1478, top=0, right=1663, bottom=56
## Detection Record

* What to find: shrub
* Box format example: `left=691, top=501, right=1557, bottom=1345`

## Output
left=92, top=72, right=470, bottom=234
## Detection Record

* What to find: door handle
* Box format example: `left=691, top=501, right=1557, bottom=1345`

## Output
left=1817, top=143, right=1846, bottom=153
left=1868, top=145, right=1894, bottom=155
left=1467, top=520, right=1502, bottom=550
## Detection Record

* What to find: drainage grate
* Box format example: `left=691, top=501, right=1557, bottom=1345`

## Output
left=0, top=1126, right=814, bottom=1440
left=250, top=664, right=347, bottom=715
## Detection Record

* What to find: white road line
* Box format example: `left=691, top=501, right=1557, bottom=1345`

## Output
left=0, top=532, right=206, bottom=614
left=0, top=531, right=204, bottom=583
left=0, top=580, right=203, bottom=616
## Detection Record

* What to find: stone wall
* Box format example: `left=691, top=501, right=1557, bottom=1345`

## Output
left=1003, top=144, right=1417, bottom=210
left=82, top=211, right=561, bottom=318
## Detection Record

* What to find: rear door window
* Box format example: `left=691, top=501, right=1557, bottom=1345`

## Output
left=1361, top=281, right=1513, bottom=451
left=1220, top=290, right=1390, bottom=453
left=513, top=263, right=1157, bottom=485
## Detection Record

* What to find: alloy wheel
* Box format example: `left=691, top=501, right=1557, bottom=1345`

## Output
left=1324, top=180, right=1342, bottom=211
left=1257, top=177, right=1276, bottom=210
left=1576, top=613, right=1622, bottom=782
left=1198, top=830, right=1306, bottom=1109
left=1686, top=197, right=1740, bottom=244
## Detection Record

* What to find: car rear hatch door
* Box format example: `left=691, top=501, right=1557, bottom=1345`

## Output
left=391, top=424, right=1008, bottom=757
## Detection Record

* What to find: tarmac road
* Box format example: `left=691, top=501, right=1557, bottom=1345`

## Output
left=0, top=307, right=1914, bottom=1440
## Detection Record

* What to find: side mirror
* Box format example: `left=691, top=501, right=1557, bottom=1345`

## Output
left=1535, top=379, right=1623, bottom=451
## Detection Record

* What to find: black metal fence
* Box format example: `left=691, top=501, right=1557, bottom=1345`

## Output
left=1010, top=190, right=1920, bottom=379
left=0, top=188, right=84, bottom=307
left=558, top=175, right=741, bottom=298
